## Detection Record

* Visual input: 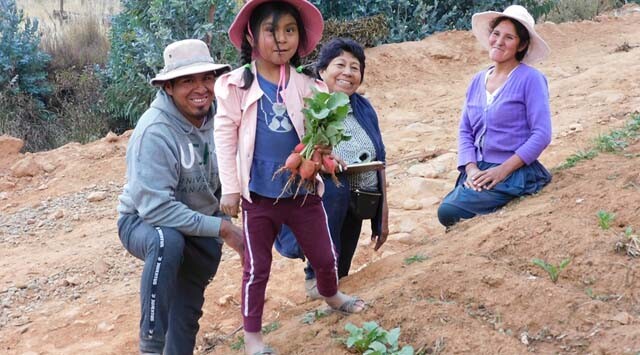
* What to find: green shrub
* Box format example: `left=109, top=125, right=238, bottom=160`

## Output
left=48, top=67, right=111, bottom=144
left=311, top=0, right=556, bottom=44
left=0, top=66, right=110, bottom=152
left=0, top=0, right=51, bottom=99
left=0, top=91, right=60, bottom=152
left=105, top=0, right=239, bottom=127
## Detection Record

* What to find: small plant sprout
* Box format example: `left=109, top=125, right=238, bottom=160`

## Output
left=532, top=258, right=571, bottom=283
left=404, top=254, right=428, bottom=265
left=557, top=149, right=597, bottom=170
left=230, top=335, right=244, bottom=351
left=344, top=321, right=414, bottom=355
left=301, top=309, right=329, bottom=325
left=262, top=321, right=280, bottom=334
left=596, top=210, right=615, bottom=230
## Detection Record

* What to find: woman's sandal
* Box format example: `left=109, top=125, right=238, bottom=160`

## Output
left=305, top=278, right=322, bottom=300
left=331, top=296, right=366, bottom=314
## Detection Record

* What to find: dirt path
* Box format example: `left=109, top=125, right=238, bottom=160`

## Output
left=1, top=6, right=639, bottom=354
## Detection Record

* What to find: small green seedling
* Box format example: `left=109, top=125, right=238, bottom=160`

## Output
left=557, top=149, right=598, bottom=170
left=596, top=210, right=615, bottom=230
left=262, top=321, right=280, bottom=334
left=404, top=254, right=428, bottom=265
left=230, top=335, right=244, bottom=351
left=344, top=321, right=414, bottom=355
left=301, top=309, right=329, bottom=325
left=532, top=258, right=571, bottom=283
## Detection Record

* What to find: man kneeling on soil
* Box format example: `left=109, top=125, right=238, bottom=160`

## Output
left=116, top=39, right=244, bottom=355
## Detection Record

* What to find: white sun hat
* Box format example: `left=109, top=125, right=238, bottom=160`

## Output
left=471, top=5, right=550, bottom=64
left=150, top=39, right=231, bottom=86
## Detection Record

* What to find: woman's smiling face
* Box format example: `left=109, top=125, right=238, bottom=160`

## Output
left=319, top=51, right=362, bottom=96
left=488, top=19, right=527, bottom=64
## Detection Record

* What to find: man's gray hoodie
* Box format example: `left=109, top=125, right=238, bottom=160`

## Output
left=118, top=90, right=224, bottom=239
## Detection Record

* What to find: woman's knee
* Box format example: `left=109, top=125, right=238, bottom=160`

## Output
left=437, top=203, right=474, bottom=227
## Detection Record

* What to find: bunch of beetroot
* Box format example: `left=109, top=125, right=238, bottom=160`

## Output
left=274, top=89, right=351, bottom=198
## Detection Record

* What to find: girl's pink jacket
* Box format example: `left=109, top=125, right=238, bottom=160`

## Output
left=214, top=62, right=328, bottom=202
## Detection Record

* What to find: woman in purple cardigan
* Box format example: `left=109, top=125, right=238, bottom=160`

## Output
left=437, top=5, right=552, bottom=227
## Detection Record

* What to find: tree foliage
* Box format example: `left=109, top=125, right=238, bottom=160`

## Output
left=311, top=0, right=556, bottom=44
left=0, top=0, right=51, bottom=99
left=105, top=0, right=238, bottom=126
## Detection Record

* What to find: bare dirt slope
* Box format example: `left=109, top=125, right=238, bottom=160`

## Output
left=1, top=6, right=640, bottom=354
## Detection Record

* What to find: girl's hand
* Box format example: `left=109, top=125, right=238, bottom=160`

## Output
left=464, top=163, right=483, bottom=191
left=220, top=193, right=241, bottom=218
left=313, top=144, right=332, bottom=156
left=472, top=165, right=508, bottom=190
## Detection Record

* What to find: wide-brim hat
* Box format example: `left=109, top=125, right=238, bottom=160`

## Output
left=471, top=5, right=550, bottom=64
left=228, top=0, right=323, bottom=58
left=150, top=39, right=232, bottom=86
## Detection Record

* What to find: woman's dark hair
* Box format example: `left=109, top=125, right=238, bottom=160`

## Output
left=239, top=2, right=309, bottom=90
left=315, top=38, right=366, bottom=82
left=490, top=16, right=530, bottom=62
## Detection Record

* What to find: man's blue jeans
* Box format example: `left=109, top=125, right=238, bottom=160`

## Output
left=117, top=214, right=222, bottom=355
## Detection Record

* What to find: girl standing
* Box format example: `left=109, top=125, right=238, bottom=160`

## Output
left=214, top=1, right=365, bottom=353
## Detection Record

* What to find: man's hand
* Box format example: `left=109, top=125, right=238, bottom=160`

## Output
left=220, top=193, right=241, bottom=218
left=219, top=219, right=244, bottom=266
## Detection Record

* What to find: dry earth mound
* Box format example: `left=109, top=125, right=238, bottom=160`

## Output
left=1, top=5, right=639, bottom=354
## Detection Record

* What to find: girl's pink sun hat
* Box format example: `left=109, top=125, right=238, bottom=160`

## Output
left=228, top=0, right=324, bottom=58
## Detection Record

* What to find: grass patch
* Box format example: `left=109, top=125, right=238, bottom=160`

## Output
left=556, top=149, right=598, bottom=170
left=555, top=112, right=640, bottom=171
left=404, top=254, right=428, bottom=265
left=40, top=13, right=110, bottom=70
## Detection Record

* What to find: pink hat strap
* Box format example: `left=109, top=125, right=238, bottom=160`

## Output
left=247, top=23, right=255, bottom=43
left=276, top=64, right=287, bottom=105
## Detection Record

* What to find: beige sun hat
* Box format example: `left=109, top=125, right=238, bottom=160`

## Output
left=471, top=5, right=550, bottom=64
left=150, top=39, right=232, bottom=86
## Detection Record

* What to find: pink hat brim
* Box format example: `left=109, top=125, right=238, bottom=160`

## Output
left=228, top=0, right=323, bottom=58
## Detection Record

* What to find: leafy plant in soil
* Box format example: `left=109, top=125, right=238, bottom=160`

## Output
left=344, top=321, right=414, bottom=355
left=531, top=258, right=571, bottom=283
left=273, top=89, right=351, bottom=199
left=596, top=210, right=615, bottom=230
left=404, top=254, right=428, bottom=265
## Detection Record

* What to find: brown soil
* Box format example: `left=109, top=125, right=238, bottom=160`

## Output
left=1, top=6, right=640, bottom=355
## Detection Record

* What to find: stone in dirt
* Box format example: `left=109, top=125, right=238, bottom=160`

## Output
left=11, top=155, right=43, bottom=178
left=87, top=191, right=107, bottom=202
left=0, top=135, right=24, bottom=155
